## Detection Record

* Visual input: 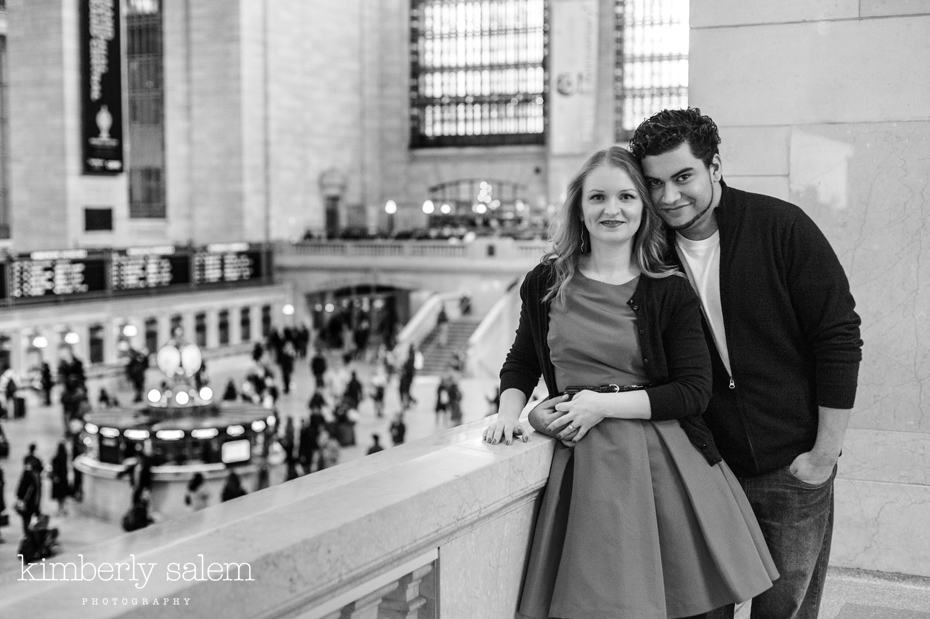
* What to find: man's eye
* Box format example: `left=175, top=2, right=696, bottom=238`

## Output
left=676, top=174, right=691, bottom=183
left=646, top=179, right=660, bottom=187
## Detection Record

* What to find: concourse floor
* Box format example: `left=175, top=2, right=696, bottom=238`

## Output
left=0, top=348, right=501, bottom=571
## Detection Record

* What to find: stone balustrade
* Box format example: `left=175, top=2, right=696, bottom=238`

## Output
left=0, top=414, right=926, bottom=618
left=0, top=419, right=554, bottom=618
left=279, top=238, right=549, bottom=265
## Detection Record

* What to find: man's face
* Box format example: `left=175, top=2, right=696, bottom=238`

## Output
left=641, top=142, right=721, bottom=240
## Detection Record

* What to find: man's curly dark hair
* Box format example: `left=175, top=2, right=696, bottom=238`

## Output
left=629, top=108, right=721, bottom=166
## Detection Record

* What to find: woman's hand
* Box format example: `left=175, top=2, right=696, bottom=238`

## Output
left=547, top=391, right=609, bottom=441
left=483, top=416, right=528, bottom=445
left=484, top=388, right=531, bottom=445
left=527, top=394, right=569, bottom=433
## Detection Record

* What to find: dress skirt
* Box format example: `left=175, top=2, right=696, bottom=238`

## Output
left=518, top=419, right=778, bottom=619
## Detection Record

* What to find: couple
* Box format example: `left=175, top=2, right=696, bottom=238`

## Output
left=484, top=109, right=862, bottom=619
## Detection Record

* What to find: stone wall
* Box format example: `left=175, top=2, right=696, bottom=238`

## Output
left=689, top=1, right=930, bottom=575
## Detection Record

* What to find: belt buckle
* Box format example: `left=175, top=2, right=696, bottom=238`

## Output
left=605, top=384, right=620, bottom=393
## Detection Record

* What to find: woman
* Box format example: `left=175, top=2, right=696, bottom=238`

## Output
left=50, top=442, right=70, bottom=516
left=483, top=147, right=777, bottom=618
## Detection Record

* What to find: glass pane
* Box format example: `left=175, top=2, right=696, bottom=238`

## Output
left=410, top=0, right=547, bottom=147
left=614, top=0, right=689, bottom=139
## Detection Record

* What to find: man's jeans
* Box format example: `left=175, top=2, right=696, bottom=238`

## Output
left=704, top=464, right=836, bottom=619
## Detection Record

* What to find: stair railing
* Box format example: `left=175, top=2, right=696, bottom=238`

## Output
left=393, top=291, right=463, bottom=358
left=465, top=277, right=522, bottom=379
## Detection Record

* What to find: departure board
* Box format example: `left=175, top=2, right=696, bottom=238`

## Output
left=111, top=252, right=191, bottom=290
left=0, top=245, right=268, bottom=304
left=9, top=255, right=108, bottom=299
left=193, top=249, right=262, bottom=285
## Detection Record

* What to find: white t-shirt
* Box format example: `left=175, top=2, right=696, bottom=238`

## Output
left=675, top=231, right=732, bottom=376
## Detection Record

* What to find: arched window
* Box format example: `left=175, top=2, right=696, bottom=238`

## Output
left=410, top=0, right=547, bottom=147
left=614, top=0, right=689, bottom=139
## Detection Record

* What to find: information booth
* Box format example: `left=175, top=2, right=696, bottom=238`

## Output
left=74, top=335, right=285, bottom=522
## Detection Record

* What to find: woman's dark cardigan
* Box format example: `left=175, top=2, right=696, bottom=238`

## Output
left=499, top=261, right=722, bottom=465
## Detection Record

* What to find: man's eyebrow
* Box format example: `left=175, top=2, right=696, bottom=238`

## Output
left=645, top=167, right=694, bottom=181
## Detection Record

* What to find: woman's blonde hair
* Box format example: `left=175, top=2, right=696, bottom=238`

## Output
left=543, top=146, right=677, bottom=304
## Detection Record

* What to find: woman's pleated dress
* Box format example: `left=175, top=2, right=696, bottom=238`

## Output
left=517, top=273, right=778, bottom=619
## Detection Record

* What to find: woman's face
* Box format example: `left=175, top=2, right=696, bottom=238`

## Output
left=580, top=165, right=643, bottom=251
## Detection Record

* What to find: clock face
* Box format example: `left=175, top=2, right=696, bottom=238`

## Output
left=180, top=344, right=203, bottom=376
left=156, top=345, right=181, bottom=376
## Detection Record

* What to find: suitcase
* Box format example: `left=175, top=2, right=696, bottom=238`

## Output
left=13, top=396, right=25, bottom=419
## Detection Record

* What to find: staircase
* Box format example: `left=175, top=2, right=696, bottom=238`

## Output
left=418, top=318, right=482, bottom=375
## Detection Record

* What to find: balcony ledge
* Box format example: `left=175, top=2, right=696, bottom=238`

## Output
left=0, top=419, right=554, bottom=618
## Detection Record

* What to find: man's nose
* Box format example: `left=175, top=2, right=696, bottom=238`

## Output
left=659, top=183, right=679, bottom=204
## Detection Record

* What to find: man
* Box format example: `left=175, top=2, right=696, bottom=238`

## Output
left=310, top=348, right=328, bottom=392
left=630, top=108, right=862, bottom=619
left=57, top=345, right=87, bottom=430
left=16, top=460, right=42, bottom=534
left=125, top=347, right=148, bottom=402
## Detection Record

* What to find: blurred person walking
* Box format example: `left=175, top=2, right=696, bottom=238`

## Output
left=366, top=434, right=384, bottom=455
left=221, top=470, right=247, bottom=502
left=436, top=305, right=450, bottom=347
left=184, top=472, right=209, bottom=510
left=15, top=460, right=42, bottom=534
left=316, top=427, right=341, bottom=471
left=50, top=442, right=70, bottom=516
left=389, top=413, right=407, bottom=446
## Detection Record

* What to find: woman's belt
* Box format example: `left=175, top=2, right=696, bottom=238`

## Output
left=561, top=383, right=650, bottom=398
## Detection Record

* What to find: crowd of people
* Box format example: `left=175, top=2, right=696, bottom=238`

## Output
left=236, top=325, right=468, bottom=482
left=0, top=308, right=472, bottom=563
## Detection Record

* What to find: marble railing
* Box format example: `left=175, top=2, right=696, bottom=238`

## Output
left=466, top=279, right=521, bottom=379
left=0, top=419, right=553, bottom=618
left=281, top=238, right=548, bottom=263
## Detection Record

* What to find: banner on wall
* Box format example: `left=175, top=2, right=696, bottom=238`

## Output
left=549, top=0, right=599, bottom=155
left=81, top=0, right=124, bottom=174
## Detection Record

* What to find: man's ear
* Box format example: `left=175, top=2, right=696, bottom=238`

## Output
left=710, top=154, right=723, bottom=182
